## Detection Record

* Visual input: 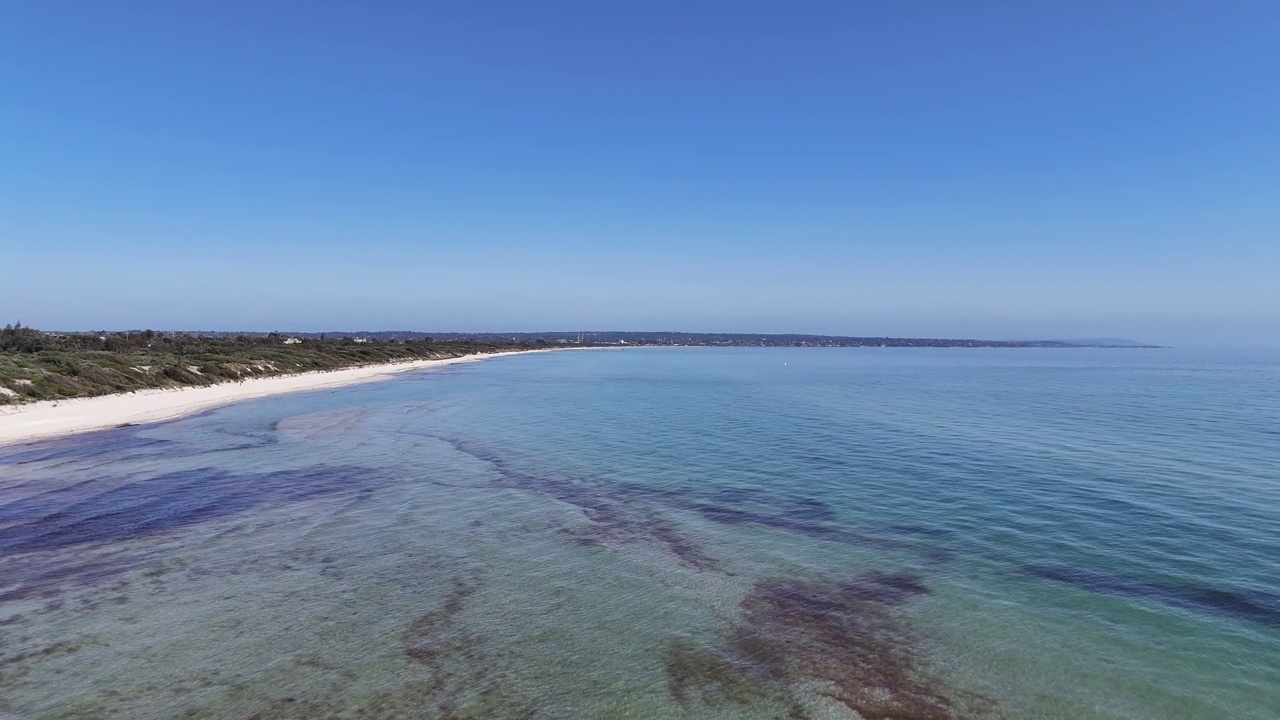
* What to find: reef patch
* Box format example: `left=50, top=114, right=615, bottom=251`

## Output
left=0, top=465, right=375, bottom=554
left=397, top=577, right=541, bottom=719
left=663, top=636, right=808, bottom=717
left=0, top=464, right=380, bottom=606
left=441, top=436, right=722, bottom=570
left=402, top=578, right=478, bottom=664
left=438, top=436, right=959, bottom=572
left=0, top=429, right=172, bottom=467
left=664, top=571, right=994, bottom=720
left=1024, top=564, right=1280, bottom=628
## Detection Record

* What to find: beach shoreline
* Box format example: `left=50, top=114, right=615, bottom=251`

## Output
left=0, top=349, right=547, bottom=447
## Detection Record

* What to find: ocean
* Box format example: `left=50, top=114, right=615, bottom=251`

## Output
left=1, top=347, right=1277, bottom=719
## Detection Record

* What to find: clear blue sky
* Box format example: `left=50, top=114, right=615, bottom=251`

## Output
left=3, top=2, right=1277, bottom=345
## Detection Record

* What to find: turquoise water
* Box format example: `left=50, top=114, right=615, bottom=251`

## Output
left=1, top=347, right=1277, bottom=719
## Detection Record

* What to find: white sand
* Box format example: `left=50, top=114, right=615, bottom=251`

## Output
left=0, top=350, right=542, bottom=447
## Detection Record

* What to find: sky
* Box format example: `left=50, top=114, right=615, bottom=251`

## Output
left=2, top=2, right=1278, bottom=346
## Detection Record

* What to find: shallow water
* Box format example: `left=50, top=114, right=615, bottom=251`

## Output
left=1, top=347, right=1277, bottom=719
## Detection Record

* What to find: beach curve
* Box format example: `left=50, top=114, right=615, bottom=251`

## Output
left=0, top=349, right=547, bottom=447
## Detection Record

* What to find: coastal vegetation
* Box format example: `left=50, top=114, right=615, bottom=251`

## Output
left=0, top=324, right=530, bottom=405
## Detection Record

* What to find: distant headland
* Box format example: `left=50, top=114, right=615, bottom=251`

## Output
left=247, top=330, right=1161, bottom=349
left=167, top=330, right=1162, bottom=348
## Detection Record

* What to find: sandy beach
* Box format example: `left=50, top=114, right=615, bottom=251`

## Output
left=0, top=350, right=541, bottom=447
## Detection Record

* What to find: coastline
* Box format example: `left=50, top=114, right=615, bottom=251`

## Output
left=0, top=349, right=546, bottom=447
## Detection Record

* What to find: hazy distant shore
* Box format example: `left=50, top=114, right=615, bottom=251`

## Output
left=0, top=350, right=545, bottom=447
